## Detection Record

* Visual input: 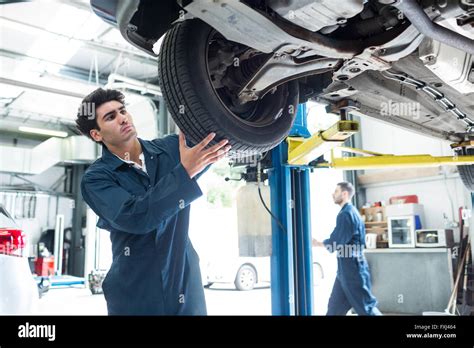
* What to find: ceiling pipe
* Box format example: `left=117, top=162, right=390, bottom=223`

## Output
left=394, top=0, right=474, bottom=56
left=0, top=77, right=86, bottom=99
left=0, top=16, right=157, bottom=65
left=106, top=73, right=162, bottom=96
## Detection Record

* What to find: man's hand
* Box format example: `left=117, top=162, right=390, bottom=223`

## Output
left=179, top=131, right=231, bottom=179
left=312, top=238, right=324, bottom=248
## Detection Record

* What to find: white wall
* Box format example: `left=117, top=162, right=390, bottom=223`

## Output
left=359, top=116, right=470, bottom=230
left=310, top=168, right=344, bottom=240
left=360, top=116, right=454, bottom=156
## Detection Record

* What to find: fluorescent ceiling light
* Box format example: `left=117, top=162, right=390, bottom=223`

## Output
left=18, top=126, right=68, bottom=138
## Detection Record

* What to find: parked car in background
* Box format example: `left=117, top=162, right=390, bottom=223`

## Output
left=203, top=256, right=270, bottom=291
left=0, top=204, right=39, bottom=314
left=202, top=247, right=332, bottom=291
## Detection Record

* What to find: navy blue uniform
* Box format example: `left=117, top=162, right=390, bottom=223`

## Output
left=81, top=135, right=206, bottom=315
left=323, top=202, right=381, bottom=315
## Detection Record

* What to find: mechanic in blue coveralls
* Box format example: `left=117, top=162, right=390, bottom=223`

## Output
left=313, top=182, right=381, bottom=316
left=76, top=88, right=231, bottom=315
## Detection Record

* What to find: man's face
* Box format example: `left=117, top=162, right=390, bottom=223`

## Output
left=90, top=100, right=137, bottom=146
left=332, top=185, right=345, bottom=205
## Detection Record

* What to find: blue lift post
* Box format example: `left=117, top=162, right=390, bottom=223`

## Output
left=269, top=104, right=314, bottom=315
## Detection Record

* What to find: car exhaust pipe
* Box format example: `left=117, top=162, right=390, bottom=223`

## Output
left=394, top=0, right=474, bottom=56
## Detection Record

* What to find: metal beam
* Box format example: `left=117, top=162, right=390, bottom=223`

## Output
left=343, top=113, right=366, bottom=210
left=287, top=120, right=359, bottom=165
left=106, top=73, right=162, bottom=96
left=337, top=146, right=385, bottom=157
left=270, top=104, right=314, bottom=316
left=0, top=16, right=157, bottom=65
left=70, top=164, right=86, bottom=277
left=287, top=119, right=474, bottom=169
left=292, top=167, right=314, bottom=315
left=0, top=77, right=86, bottom=99
left=269, top=142, right=295, bottom=315
left=0, top=48, right=103, bottom=84
left=319, top=148, right=474, bottom=170
left=11, top=174, right=55, bottom=192
left=0, top=109, right=76, bottom=137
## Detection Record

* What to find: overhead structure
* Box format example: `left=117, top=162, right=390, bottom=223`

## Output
left=286, top=122, right=474, bottom=170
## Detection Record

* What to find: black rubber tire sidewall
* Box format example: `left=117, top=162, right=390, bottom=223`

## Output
left=158, top=19, right=299, bottom=154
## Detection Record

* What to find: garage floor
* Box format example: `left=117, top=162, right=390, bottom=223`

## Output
left=36, top=280, right=333, bottom=315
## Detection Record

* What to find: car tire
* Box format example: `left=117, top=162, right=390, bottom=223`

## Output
left=234, top=264, right=257, bottom=291
left=457, top=148, right=474, bottom=191
left=313, top=262, right=324, bottom=286
left=203, top=282, right=214, bottom=289
left=158, top=19, right=299, bottom=155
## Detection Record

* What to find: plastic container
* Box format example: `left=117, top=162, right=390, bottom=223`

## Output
left=34, top=257, right=55, bottom=276
left=0, top=228, right=25, bottom=257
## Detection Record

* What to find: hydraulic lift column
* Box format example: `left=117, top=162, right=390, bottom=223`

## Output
left=269, top=104, right=314, bottom=315
left=269, top=104, right=359, bottom=315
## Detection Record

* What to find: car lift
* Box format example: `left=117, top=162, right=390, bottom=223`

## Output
left=268, top=104, right=474, bottom=315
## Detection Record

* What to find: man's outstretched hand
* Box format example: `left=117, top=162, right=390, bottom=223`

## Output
left=312, top=238, right=325, bottom=248
left=179, top=132, right=231, bottom=179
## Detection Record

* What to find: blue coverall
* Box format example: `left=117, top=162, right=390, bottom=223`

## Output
left=81, top=135, right=207, bottom=315
left=323, top=202, right=381, bottom=315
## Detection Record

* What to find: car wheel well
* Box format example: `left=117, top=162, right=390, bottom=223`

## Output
left=130, top=1, right=181, bottom=41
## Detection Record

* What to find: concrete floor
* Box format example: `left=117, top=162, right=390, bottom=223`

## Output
left=35, top=280, right=333, bottom=315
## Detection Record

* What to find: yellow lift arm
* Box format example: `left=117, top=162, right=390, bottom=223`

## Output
left=287, top=121, right=474, bottom=169
left=287, top=121, right=359, bottom=165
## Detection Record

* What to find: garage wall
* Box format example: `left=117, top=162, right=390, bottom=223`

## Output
left=310, top=168, right=344, bottom=240
left=359, top=115, right=454, bottom=156
left=359, top=116, right=469, bottom=231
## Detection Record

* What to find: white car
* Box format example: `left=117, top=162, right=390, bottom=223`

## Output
left=203, top=256, right=271, bottom=291
left=0, top=204, right=39, bottom=314
left=202, top=248, right=330, bottom=291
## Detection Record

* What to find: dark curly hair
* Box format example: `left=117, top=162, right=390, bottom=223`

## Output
left=76, top=88, right=125, bottom=143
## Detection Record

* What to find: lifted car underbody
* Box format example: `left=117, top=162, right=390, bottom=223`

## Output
left=92, top=0, right=474, bottom=144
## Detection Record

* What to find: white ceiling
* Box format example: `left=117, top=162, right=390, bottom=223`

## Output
left=0, top=0, right=160, bottom=137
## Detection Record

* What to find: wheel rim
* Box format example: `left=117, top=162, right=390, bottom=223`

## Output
left=205, top=31, right=286, bottom=128
left=238, top=268, right=255, bottom=290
